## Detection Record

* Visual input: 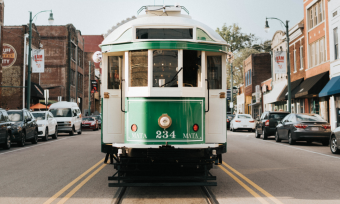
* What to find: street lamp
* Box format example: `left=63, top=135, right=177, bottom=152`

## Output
left=265, top=17, right=292, bottom=113
left=27, top=10, right=54, bottom=110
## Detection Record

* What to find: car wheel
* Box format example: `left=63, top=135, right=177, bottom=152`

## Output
left=275, top=131, right=281, bottom=143
left=42, top=128, right=49, bottom=141
left=32, top=129, right=38, bottom=144
left=78, top=127, right=82, bottom=135
left=288, top=132, right=295, bottom=145
left=18, top=131, right=26, bottom=147
left=262, top=129, right=267, bottom=140
left=330, top=136, right=340, bottom=154
left=322, top=140, right=329, bottom=146
left=232, top=127, right=235, bottom=132
left=255, top=129, right=260, bottom=138
left=52, top=126, right=58, bottom=139
left=3, top=132, right=11, bottom=150
left=69, top=126, right=75, bottom=136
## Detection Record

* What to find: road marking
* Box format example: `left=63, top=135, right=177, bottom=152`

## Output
left=222, top=161, right=283, bottom=204
left=0, top=137, right=71, bottom=155
left=57, top=163, right=107, bottom=204
left=43, top=158, right=104, bottom=204
left=218, top=165, right=270, bottom=204
left=264, top=140, right=340, bottom=160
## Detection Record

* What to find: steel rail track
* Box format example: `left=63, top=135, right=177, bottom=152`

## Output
left=114, top=187, right=127, bottom=204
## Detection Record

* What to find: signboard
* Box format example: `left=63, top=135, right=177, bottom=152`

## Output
left=274, top=51, right=287, bottom=74
left=32, top=49, right=44, bottom=73
left=2, top=43, right=17, bottom=68
left=91, top=80, right=98, bottom=93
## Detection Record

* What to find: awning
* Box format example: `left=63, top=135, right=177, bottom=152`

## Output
left=263, top=80, right=287, bottom=104
left=25, top=80, right=44, bottom=99
left=249, top=102, right=260, bottom=106
left=295, top=72, right=329, bottom=98
left=277, top=78, right=304, bottom=101
left=319, top=75, right=340, bottom=97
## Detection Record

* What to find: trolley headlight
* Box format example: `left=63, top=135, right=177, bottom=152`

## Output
left=158, top=114, right=172, bottom=129
left=131, top=124, right=137, bottom=132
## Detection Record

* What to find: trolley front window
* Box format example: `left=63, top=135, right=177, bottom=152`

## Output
left=108, top=56, right=122, bottom=89
left=207, top=56, right=222, bottom=89
left=153, top=50, right=178, bottom=87
left=136, top=28, right=193, bottom=39
left=129, top=50, right=148, bottom=87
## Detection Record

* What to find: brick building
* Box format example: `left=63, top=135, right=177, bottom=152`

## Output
left=36, top=24, right=85, bottom=112
left=1, top=24, right=43, bottom=109
left=83, top=35, right=104, bottom=114
left=242, top=53, right=271, bottom=117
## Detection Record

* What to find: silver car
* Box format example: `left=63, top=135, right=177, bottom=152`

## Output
left=330, top=127, right=340, bottom=154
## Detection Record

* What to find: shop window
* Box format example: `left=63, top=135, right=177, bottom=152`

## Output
left=108, top=56, right=122, bottom=89
left=207, top=56, right=222, bottom=89
left=136, top=28, right=193, bottom=39
left=309, top=98, right=319, bottom=114
left=153, top=50, right=178, bottom=87
left=183, top=50, right=201, bottom=87
left=129, top=50, right=148, bottom=87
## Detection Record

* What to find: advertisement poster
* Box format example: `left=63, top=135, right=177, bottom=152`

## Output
left=91, top=80, right=98, bottom=93
left=274, top=51, right=287, bottom=74
left=32, top=49, right=44, bottom=73
left=2, top=43, right=17, bottom=68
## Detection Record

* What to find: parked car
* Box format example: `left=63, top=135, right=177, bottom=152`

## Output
left=32, top=111, right=58, bottom=141
left=230, top=114, right=255, bottom=132
left=255, top=111, right=290, bottom=140
left=49, top=102, right=82, bottom=136
left=227, top=114, right=235, bottom=130
left=0, top=109, right=12, bottom=149
left=92, top=115, right=101, bottom=129
left=7, top=109, right=38, bottom=146
left=275, top=113, right=331, bottom=145
left=82, top=117, right=99, bottom=131
left=330, top=127, right=340, bottom=154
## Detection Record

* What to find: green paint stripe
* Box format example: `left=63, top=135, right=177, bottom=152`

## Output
left=101, top=41, right=227, bottom=53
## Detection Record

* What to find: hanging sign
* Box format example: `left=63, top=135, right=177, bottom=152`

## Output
left=32, top=49, right=45, bottom=73
left=91, top=80, right=98, bottom=93
left=2, top=43, right=17, bottom=68
left=274, top=51, right=287, bottom=74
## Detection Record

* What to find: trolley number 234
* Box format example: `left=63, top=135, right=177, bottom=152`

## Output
left=156, top=130, right=176, bottom=139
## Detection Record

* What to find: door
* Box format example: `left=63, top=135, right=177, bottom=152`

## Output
left=259, top=112, right=268, bottom=132
left=205, top=53, right=226, bottom=143
left=47, top=112, right=53, bottom=134
left=102, top=53, right=125, bottom=143
left=25, top=111, right=33, bottom=138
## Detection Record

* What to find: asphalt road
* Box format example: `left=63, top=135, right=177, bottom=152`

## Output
left=1, top=129, right=340, bottom=203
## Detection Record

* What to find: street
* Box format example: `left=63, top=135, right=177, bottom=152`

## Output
left=1, top=130, right=340, bottom=203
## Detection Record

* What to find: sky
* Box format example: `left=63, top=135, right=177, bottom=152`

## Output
left=4, top=0, right=303, bottom=43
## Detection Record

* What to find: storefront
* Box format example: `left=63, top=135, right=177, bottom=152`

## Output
left=277, top=78, right=304, bottom=113
left=263, top=80, right=286, bottom=111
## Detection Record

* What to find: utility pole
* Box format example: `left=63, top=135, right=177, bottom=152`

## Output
left=88, top=61, right=91, bottom=116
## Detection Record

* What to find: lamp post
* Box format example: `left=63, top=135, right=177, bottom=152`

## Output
left=265, top=17, right=291, bottom=112
left=227, top=52, right=234, bottom=114
left=26, top=10, right=54, bottom=110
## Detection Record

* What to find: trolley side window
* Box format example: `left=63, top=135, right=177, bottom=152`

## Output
left=153, top=50, right=178, bottom=87
left=183, top=50, right=201, bottom=87
left=136, top=28, right=193, bottom=39
left=207, top=56, right=222, bottom=89
left=129, top=50, right=148, bottom=87
left=108, top=56, right=122, bottom=89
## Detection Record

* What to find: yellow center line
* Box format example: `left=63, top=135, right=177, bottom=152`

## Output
left=57, top=163, right=107, bottom=204
left=43, top=158, right=105, bottom=204
left=218, top=165, right=270, bottom=204
left=222, top=161, right=283, bottom=204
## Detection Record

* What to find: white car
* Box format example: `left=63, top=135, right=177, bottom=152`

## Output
left=32, top=111, right=58, bottom=141
left=230, top=114, right=255, bottom=132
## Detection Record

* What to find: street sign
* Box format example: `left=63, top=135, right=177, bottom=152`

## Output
left=91, top=80, right=98, bottom=93
left=44, top=89, right=49, bottom=105
left=32, top=49, right=45, bottom=73
left=2, top=43, right=17, bottom=68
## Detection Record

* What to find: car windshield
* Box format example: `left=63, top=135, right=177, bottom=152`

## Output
left=7, top=111, right=23, bottom=122
left=93, top=116, right=101, bottom=120
left=296, top=114, right=326, bottom=122
left=32, top=113, right=46, bottom=120
left=238, top=114, right=252, bottom=119
left=83, top=117, right=94, bottom=121
left=269, top=113, right=289, bottom=120
left=50, top=108, right=72, bottom=117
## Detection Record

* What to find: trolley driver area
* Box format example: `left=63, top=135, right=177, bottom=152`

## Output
left=105, top=143, right=225, bottom=187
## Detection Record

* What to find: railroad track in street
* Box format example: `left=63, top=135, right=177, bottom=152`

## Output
left=114, top=186, right=219, bottom=204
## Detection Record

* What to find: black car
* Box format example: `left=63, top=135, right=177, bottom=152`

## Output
left=227, top=114, right=235, bottom=129
left=255, top=111, right=290, bottom=140
left=275, top=113, right=331, bottom=145
left=7, top=109, right=39, bottom=147
left=0, top=109, right=12, bottom=149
